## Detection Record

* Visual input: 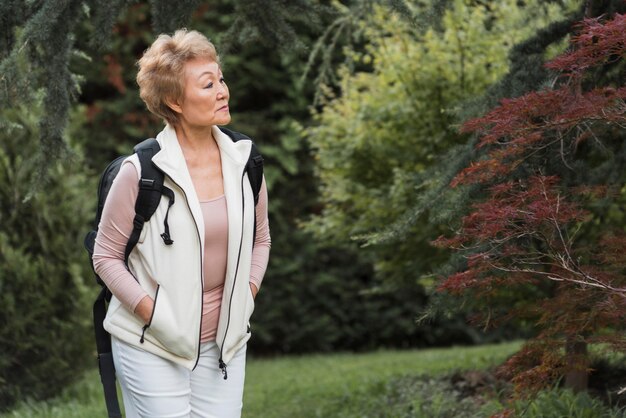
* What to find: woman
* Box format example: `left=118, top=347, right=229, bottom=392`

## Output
left=93, top=29, right=271, bottom=418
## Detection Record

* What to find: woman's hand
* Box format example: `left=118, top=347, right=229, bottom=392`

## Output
left=250, top=283, right=258, bottom=300
left=134, top=295, right=155, bottom=324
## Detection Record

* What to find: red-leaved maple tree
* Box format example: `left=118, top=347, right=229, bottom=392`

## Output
left=435, top=13, right=626, bottom=393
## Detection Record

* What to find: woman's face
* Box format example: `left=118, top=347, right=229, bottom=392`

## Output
left=173, top=58, right=230, bottom=128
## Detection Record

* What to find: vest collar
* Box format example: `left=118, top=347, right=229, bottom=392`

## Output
left=151, top=124, right=252, bottom=187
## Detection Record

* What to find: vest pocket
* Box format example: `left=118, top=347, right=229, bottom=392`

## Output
left=142, top=288, right=196, bottom=359
left=244, top=285, right=255, bottom=331
left=139, top=285, right=159, bottom=344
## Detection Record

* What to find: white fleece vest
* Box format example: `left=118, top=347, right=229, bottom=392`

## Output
left=103, top=124, right=256, bottom=370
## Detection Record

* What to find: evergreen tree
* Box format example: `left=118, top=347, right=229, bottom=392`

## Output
left=0, top=97, right=94, bottom=409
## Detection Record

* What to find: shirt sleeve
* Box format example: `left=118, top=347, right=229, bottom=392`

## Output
left=92, top=161, right=149, bottom=312
left=249, top=177, right=271, bottom=290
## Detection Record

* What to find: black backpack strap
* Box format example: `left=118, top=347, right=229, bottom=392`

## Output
left=123, top=138, right=174, bottom=262
left=218, top=127, right=264, bottom=245
left=247, top=142, right=264, bottom=205
left=249, top=146, right=264, bottom=245
left=218, top=127, right=264, bottom=204
left=93, top=287, right=122, bottom=418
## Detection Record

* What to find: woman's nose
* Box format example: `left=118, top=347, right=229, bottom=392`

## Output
left=217, top=84, right=228, bottom=99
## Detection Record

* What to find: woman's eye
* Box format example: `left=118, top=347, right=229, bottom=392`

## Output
left=204, top=82, right=214, bottom=89
left=220, top=77, right=226, bottom=84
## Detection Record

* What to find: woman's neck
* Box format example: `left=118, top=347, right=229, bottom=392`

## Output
left=173, top=122, right=218, bottom=154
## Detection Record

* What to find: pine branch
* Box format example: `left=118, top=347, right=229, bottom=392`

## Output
left=302, top=0, right=437, bottom=105
left=475, top=12, right=584, bottom=117
left=19, top=0, right=65, bottom=43
left=88, top=0, right=125, bottom=48
left=383, top=0, right=415, bottom=23
left=32, top=1, right=84, bottom=190
left=220, top=0, right=322, bottom=54
left=149, top=0, right=202, bottom=34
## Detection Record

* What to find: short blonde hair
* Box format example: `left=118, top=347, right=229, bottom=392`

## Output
left=137, top=29, right=220, bottom=125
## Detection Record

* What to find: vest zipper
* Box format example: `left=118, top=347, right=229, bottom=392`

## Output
left=218, top=168, right=247, bottom=380
left=153, top=170, right=205, bottom=371
left=140, top=284, right=160, bottom=343
left=179, top=184, right=204, bottom=371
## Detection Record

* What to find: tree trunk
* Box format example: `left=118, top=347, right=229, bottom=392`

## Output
left=564, top=336, right=589, bottom=392
left=559, top=3, right=598, bottom=388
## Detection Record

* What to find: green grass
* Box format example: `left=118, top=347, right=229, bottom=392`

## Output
left=243, top=342, right=521, bottom=418
left=2, top=342, right=522, bottom=418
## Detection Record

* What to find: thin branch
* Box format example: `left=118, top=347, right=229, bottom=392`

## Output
left=488, top=262, right=626, bottom=296
left=558, top=130, right=575, bottom=170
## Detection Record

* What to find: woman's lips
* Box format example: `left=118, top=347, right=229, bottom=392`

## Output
left=218, top=105, right=229, bottom=112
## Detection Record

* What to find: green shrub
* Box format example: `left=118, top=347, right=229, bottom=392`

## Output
left=514, top=388, right=626, bottom=418
left=0, top=102, right=94, bottom=410
left=250, top=243, right=477, bottom=354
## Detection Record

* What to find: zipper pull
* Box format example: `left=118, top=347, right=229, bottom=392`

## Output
left=219, top=359, right=228, bottom=380
left=140, top=324, right=149, bottom=343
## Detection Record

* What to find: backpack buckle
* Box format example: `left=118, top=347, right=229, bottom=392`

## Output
left=252, top=155, right=263, bottom=166
left=133, top=214, right=145, bottom=230
left=139, top=178, right=155, bottom=190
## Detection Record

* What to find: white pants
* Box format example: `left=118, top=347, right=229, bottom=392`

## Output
left=111, top=336, right=246, bottom=418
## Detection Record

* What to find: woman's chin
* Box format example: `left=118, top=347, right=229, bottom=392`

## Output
left=217, top=114, right=231, bottom=126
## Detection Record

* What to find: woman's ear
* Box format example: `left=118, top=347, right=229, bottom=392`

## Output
left=165, top=97, right=183, bottom=114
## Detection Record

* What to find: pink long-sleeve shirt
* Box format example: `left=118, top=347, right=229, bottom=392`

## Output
left=93, top=160, right=271, bottom=342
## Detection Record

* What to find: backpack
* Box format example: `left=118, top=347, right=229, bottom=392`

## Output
left=83, top=127, right=264, bottom=418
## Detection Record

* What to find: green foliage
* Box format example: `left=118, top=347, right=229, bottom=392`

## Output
left=0, top=99, right=94, bottom=410
left=305, top=0, right=574, bottom=280
left=0, top=369, right=107, bottom=418
left=315, top=374, right=503, bottom=418
left=512, top=388, right=626, bottom=418
left=1, top=0, right=83, bottom=180
left=252, top=243, right=478, bottom=354
left=149, top=0, right=202, bottom=34
left=72, top=3, right=163, bottom=166
left=218, top=0, right=325, bottom=54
